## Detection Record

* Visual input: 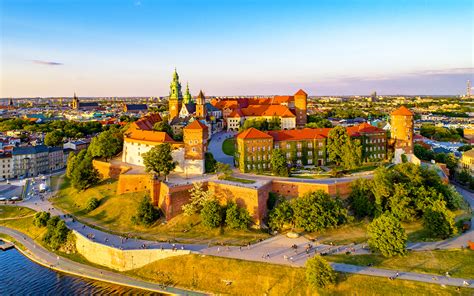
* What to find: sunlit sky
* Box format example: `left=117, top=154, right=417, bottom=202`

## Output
left=1, top=0, right=473, bottom=97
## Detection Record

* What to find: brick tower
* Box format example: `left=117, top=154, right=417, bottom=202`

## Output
left=195, top=90, right=207, bottom=118
left=168, top=69, right=183, bottom=120
left=294, top=89, right=308, bottom=127
left=183, top=119, right=208, bottom=174
left=390, top=106, right=414, bottom=154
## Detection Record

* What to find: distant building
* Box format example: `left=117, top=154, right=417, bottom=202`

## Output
left=48, top=146, right=65, bottom=171
left=71, top=93, right=99, bottom=111
left=123, top=104, right=148, bottom=114
left=63, top=139, right=90, bottom=152
left=12, top=145, right=49, bottom=178
left=460, top=149, right=474, bottom=174
left=0, top=154, right=13, bottom=180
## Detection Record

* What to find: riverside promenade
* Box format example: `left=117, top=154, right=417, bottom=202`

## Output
left=0, top=226, right=205, bottom=296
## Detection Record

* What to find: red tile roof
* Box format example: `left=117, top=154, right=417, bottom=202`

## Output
left=229, top=109, right=244, bottom=117
left=391, top=106, right=413, bottom=116
left=185, top=120, right=208, bottom=130
left=124, top=113, right=175, bottom=143
left=268, top=128, right=329, bottom=141
left=133, top=113, right=162, bottom=130
left=346, top=122, right=385, bottom=137
left=240, top=105, right=296, bottom=118
left=237, top=128, right=272, bottom=139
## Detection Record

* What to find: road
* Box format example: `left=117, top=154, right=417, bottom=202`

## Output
left=0, top=226, right=205, bottom=296
left=207, top=131, right=236, bottom=165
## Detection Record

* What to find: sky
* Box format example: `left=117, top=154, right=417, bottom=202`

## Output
left=1, top=0, right=473, bottom=97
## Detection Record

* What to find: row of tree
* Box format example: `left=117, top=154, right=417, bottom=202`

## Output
left=33, top=212, right=75, bottom=251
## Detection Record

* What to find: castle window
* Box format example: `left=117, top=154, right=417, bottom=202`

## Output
left=308, top=143, right=313, bottom=148
left=297, top=152, right=301, bottom=157
left=286, top=144, right=290, bottom=149
left=308, top=151, right=312, bottom=156
left=247, top=156, right=251, bottom=161
left=319, top=142, right=323, bottom=147
left=297, top=143, right=302, bottom=149
left=308, top=159, right=313, bottom=164
left=318, top=151, right=323, bottom=156
left=192, top=148, right=196, bottom=152
left=286, top=152, right=291, bottom=158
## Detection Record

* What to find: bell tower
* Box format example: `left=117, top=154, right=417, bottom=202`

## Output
left=183, top=82, right=193, bottom=105
left=72, top=92, right=79, bottom=110
left=391, top=106, right=414, bottom=154
left=294, top=89, right=307, bottom=127
left=196, top=90, right=207, bottom=118
left=183, top=120, right=208, bottom=174
left=168, top=68, right=183, bottom=120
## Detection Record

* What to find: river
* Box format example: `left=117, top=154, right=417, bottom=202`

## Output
left=0, top=248, right=161, bottom=295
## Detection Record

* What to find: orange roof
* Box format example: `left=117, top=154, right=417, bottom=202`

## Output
left=185, top=120, right=208, bottom=130
left=237, top=128, right=272, bottom=139
left=241, top=105, right=296, bottom=118
left=124, top=113, right=175, bottom=143
left=268, top=128, right=329, bottom=141
left=346, top=122, right=385, bottom=137
left=391, top=106, right=413, bottom=116
left=211, top=99, right=240, bottom=110
left=133, top=113, right=162, bottom=130
left=229, top=109, right=244, bottom=117
left=294, top=89, right=308, bottom=96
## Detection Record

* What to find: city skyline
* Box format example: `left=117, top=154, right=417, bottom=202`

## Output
left=1, top=0, right=473, bottom=97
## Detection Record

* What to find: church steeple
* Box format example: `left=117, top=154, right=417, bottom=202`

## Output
left=183, top=82, right=193, bottom=104
left=169, top=68, right=183, bottom=119
left=72, top=92, right=79, bottom=110
left=196, top=90, right=207, bottom=118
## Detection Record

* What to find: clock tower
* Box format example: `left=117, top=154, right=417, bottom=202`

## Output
left=168, top=68, right=183, bottom=120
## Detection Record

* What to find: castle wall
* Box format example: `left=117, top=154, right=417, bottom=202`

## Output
left=116, top=174, right=151, bottom=195
left=92, top=160, right=131, bottom=179
left=271, top=180, right=353, bottom=199
left=74, top=230, right=190, bottom=271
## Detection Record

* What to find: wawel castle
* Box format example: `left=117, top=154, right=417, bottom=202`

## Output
left=120, top=69, right=414, bottom=175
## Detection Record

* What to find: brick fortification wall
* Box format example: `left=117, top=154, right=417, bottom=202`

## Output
left=271, top=180, right=352, bottom=199
left=74, top=230, right=190, bottom=271
left=92, top=160, right=131, bottom=179
left=116, top=174, right=151, bottom=195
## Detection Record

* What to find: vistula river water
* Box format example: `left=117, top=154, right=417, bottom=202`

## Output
left=0, top=248, right=162, bottom=295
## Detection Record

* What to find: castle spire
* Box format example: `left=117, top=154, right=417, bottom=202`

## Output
left=183, top=82, right=193, bottom=104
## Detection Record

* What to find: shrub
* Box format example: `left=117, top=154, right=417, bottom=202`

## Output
left=131, top=195, right=161, bottom=226
left=423, top=200, right=457, bottom=239
left=205, top=152, right=217, bottom=173
left=201, top=200, right=223, bottom=228
left=268, top=199, right=293, bottom=231
left=225, top=202, right=251, bottom=230
left=305, top=255, right=336, bottom=288
left=86, top=197, right=100, bottom=212
left=43, top=217, right=70, bottom=250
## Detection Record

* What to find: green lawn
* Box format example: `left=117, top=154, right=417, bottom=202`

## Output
left=52, top=178, right=269, bottom=245
left=0, top=206, right=36, bottom=219
left=221, top=176, right=256, bottom=184
left=325, top=249, right=474, bottom=279
left=222, top=138, right=235, bottom=156
left=127, top=254, right=470, bottom=296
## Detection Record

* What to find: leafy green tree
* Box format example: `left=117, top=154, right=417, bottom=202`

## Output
left=44, top=130, right=64, bottom=147
left=205, top=152, right=217, bottom=173
left=445, top=153, right=459, bottom=176
left=306, top=115, right=332, bottom=128
left=70, top=152, right=100, bottom=190
left=458, top=145, right=472, bottom=152
left=142, top=143, right=177, bottom=180
left=271, top=149, right=288, bottom=177
left=33, top=211, right=51, bottom=227
left=268, top=199, right=293, bottom=230
left=131, top=195, right=161, bottom=226
left=182, top=182, right=214, bottom=215
left=201, top=200, right=223, bottom=228
left=348, top=178, right=375, bottom=219
left=367, top=213, right=407, bottom=257
left=388, top=184, right=417, bottom=222
left=86, top=197, right=100, bottom=212
left=414, top=144, right=434, bottom=161
left=292, top=190, right=347, bottom=232
left=65, top=152, right=77, bottom=178
left=341, top=139, right=362, bottom=169
left=153, top=121, right=174, bottom=137
left=225, top=202, right=251, bottom=230
left=327, top=126, right=348, bottom=166
left=423, top=200, right=457, bottom=239
left=88, top=127, right=123, bottom=161
left=305, top=255, right=336, bottom=288
left=43, top=216, right=70, bottom=250
left=458, top=169, right=471, bottom=184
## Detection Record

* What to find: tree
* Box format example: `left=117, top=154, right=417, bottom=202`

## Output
left=341, top=138, right=362, bottom=169
left=292, top=190, right=347, bottom=232
left=205, top=152, right=217, bottom=173
left=458, top=169, right=471, bottom=184
left=44, top=130, right=63, bottom=147
left=216, top=162, right=232, bottom=178
left=225, top=202, right=251, bottom=230
left=458, top=145, right=472, bottom=152
left=348, top=178, right=375, bottom=219
left=142, top=143, right=177, bottom=180
left=268, top=199, right=293, bottom=230
left=153, top=121, right=173, bottom=137
left=327, top=126, right=349, bottom=166
left=70, top=152, right=100, bottom=190
left=271, top=149, right=288, bottom=177
left=88, top=127, right=123, bottom=161
left=423, top=200, right=457, bottom=239
left=131, top=195, right=161, bottom=226
left=33, top=211, right=50, bottom=227
left=43, top=216, right=70, bottom=250
left=182, top=182, right=214, bottom=215
left=306, top=115, right=332, bottom=128
left=445, top=153, right=458, bottom=176
left=201, top=200, right=223, bottom=228
left=367, top=213, right=407, bottom=257
left=65, top=152, right=77, bottom=178
left=86, top=197, right=100, bottom=212
left=305, top=255, right=336, bottom=288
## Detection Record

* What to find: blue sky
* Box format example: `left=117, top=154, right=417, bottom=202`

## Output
left=1, top=0, right=473, bottom=97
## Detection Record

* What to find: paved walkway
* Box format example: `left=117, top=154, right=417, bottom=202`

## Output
left=0, top=226, right=205, bottom=295
left=207, top=131, right=236, bottom=165
left=201, top=235, right=473, bottom=288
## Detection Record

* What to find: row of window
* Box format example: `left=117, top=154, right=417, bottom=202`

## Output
left=366, top=138, right=385, bottom=144
left=366, top=146, right=385, bottom=152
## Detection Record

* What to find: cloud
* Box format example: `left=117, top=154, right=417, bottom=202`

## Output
left=31, top=60, right=63, bottom=66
